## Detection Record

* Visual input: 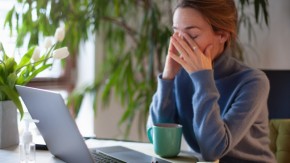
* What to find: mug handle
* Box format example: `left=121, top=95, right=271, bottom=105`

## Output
left=147, top=127, right=153, bottom=144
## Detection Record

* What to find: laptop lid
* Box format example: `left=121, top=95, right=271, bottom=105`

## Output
left=16, top=85, right=171, bottom=163
left=16, top=85, right=95, bottom=163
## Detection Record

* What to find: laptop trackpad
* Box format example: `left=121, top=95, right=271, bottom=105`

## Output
left=96, top=146, right=171, bottom=163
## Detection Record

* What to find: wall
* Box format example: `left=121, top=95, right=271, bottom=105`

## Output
left=240, top=0, right=290, bottom=69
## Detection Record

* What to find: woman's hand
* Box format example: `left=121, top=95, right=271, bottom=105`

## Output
left=169, top=32, right=213, bottom=74
left=162, top=36, right=182, bottom=80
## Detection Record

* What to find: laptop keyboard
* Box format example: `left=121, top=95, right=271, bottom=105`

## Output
left=92, top=151, right=126, bottom=163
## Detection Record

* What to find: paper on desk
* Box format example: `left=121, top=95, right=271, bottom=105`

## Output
left=85, top=139, right=127, bottom=148
left=85, top=139, right=152, bottom=150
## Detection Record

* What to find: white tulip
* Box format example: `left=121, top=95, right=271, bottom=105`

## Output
left=54, top=26, right=65, bottom=42
left=32, top=46, right=41, bottom=61
left=44, top=37, right=53, bottom=49
left=52, top=47, right=69, bottom=59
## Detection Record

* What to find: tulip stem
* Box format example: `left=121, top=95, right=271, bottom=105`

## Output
left=16, top=56, right=53, bottom=72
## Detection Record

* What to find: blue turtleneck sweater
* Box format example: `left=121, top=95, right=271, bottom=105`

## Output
left=147, top=49, right=276, bottom=163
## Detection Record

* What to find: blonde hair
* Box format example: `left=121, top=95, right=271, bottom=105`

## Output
left=175, top=0, right=238, bottom=47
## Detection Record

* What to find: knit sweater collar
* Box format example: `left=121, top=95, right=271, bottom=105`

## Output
left=213, top=48, right=234, bottom=80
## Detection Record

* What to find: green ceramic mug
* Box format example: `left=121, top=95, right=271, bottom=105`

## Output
left=147, top=123, right=183, bottom=158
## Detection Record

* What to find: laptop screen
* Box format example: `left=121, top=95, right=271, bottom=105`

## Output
left=16, top=85, right=172, bottom=163
left=16, top=85, right=95, bottom=163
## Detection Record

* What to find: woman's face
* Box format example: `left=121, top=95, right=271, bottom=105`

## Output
left=173, top=7, right=228, bottom=60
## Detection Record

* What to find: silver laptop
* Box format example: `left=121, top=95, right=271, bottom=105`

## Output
left=16, top=85, right=170, bottom=163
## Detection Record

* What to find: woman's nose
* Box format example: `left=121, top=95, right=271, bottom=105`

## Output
left=173, top=31, right=185, bottom=39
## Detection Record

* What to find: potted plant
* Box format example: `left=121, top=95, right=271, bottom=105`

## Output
left=0, top=27, right=69, bottom=148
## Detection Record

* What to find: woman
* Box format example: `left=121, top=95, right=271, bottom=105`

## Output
left=147, top=0, right=276, bottom=162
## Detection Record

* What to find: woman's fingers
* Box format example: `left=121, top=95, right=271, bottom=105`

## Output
left=169, top=50, right=190, bottom=70
left=172, top=33, right=195, bottom=58
left=182, top=33, right=202, bottom=56
left=170, top=33, right=199, bottom=72
left=170, top=36, right=191, bottom=62
left=168, top=40, right=186, bottom=66
left=169, top=37, right=177, bottom=54
left=182, top=32, right=213, bottom=65
left=163, top=37, right=183, bottom=80
left=169, top=32, right=213, bottom=73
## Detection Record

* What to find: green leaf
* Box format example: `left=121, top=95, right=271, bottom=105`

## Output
left=73, top=94, right=84, bottom=117
left=16, top=64, right=34, bottom=84
left=254, top=0, right=260, bottom=24
left=5, top=57, right=17, bottom=74
left=0, top=91, right=6, bottom=101
left=0, top=85, right=24, bottom=119
left=101, top=69, right=120, bottom=106
left=261, top=0, right=269, bottom=26
left=0, top=42, right=7, bottom=56
left=16, top=46, right=35, bottom=70
left=4, top=6, right=15, bottom=36
left=7, top=73, right=17, bottom=87
left=17, top=64, right=52, bottom=85
left=0, top=64, right=5, bottom=84
left=92, top=92, right=98, bottom=115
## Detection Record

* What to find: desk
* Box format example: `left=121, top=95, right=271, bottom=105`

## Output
left=0, top=139, right=201, bottom=163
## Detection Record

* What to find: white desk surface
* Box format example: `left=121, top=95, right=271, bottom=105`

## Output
left=0, top=138, right=203, bottom=163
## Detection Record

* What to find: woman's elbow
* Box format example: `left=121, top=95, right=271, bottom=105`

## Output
left=201, top=152, right=221, bottom=162
left=199, top=144, right=227, bottom=161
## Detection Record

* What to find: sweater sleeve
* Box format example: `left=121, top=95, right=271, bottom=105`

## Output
left=190, top=70, right=269, bottom=161
left=147, top=74, right=178, bottom=129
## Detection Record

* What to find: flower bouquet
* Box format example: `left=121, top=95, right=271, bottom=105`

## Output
left=0, top=26, right=69, bottom=119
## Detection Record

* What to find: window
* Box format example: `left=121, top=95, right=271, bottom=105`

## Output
left=0, top=0, right=94, bottom=137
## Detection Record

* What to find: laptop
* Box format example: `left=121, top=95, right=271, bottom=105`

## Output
left=16, top=85, right=170, bottom=163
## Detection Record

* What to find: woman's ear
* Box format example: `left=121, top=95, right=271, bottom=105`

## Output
left=216, top=30, right=230, bottom=44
